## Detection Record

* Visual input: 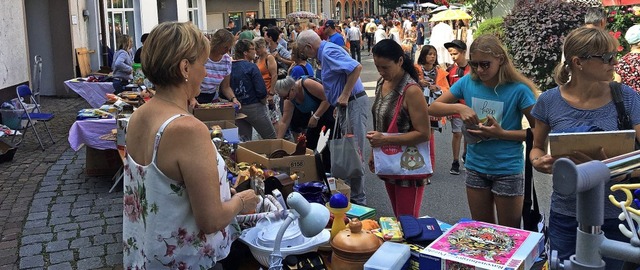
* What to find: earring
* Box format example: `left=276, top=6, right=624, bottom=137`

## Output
left=579, top=67, right=583, bottom=71
left=185, top=77, right=189, bottom=82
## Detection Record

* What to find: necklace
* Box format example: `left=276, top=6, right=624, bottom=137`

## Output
left=154, top=96, right=189, bottom=114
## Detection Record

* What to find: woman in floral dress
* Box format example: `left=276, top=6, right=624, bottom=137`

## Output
left=615, top=24, right=640, bottom=92
left=123, top=22, right=259, bottom=269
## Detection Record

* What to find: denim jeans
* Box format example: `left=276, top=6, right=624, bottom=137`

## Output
left=235, top=102, right=276, bottom=141
left=549, top=210, right=627, bottom=270
left=337, top=95, right=369, bottom=205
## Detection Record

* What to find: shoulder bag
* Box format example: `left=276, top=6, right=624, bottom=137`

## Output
left=373, top=84, right=433, bottom=179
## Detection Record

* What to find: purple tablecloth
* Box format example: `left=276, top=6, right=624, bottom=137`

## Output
left=68, top=118, right=117, bottom=151
left=64, top=80, right=114, bottom=108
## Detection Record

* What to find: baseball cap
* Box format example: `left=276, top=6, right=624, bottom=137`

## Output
left=444, top=40, right=467, bottom=51
left=324, top=20, right=336, bottom=28
left=626, top=25, right=640, bottom=45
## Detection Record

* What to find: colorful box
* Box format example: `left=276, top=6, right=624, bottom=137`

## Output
left=420, top=221, right=545, bottom=270
left=346, top=203, right=376, bottom=220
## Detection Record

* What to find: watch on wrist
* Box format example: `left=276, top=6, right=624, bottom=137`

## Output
left=312, top=114, right=320, bottom=120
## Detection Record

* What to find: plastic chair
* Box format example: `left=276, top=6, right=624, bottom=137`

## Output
left=32, top=55, right=42, bottom=104
left=15, top=85, right=55, bottom=150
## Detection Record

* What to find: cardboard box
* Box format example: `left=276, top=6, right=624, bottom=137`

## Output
left=201, top=120, right=239, bottom=143
left=86, top=147, right=122, bottom=176
left=327, top=177, right=351, bottom=200
left=192, top=103, right=236, bottom=121
left=420, top=221, right=545, bottom=270
left=237, top=139, right=317, bottom=182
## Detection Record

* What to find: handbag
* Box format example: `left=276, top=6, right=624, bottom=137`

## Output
left=373, top=86, right=433, bottom=179
left=329, top=108, right=364, bottom=179
left=522, top=128, right=547, bottom=241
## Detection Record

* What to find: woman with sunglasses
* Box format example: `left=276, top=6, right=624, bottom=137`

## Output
left=429, top=34, right=538, bottom=228
left=367, top=39, right=431, bottom=217
left=530, top=27, right=640, bottom=269
left=274, top=76, right=333, bottom=158
left=230, top=39, right=277, bottom=141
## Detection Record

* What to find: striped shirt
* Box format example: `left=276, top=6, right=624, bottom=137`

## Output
left=200, top=54, right=232, bottom=98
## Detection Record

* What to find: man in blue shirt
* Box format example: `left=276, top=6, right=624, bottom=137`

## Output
left=297, top=30, right=369, bottom=205
left=323, top=20, right=346, bottom=49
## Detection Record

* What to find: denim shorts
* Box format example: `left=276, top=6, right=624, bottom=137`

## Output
left=465, top=169, right=524, bottom=196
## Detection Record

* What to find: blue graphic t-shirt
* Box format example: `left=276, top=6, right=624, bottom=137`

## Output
left=449, top=75, right=536, bottom=175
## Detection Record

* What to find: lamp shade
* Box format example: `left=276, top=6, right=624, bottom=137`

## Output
left=287, top=192, right=330, bottom=237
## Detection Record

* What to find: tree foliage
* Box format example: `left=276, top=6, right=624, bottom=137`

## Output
left=503, top=0, right=586, bottom=91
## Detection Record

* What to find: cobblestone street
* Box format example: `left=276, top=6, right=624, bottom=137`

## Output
left=0, top=96, right=124, bottom=269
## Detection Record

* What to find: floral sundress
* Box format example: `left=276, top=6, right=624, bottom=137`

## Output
left=123, top=114, right=241, bottom=269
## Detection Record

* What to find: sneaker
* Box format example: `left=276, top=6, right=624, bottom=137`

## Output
left=449, top=161, right=460, bottom=175
left=460, top=153, right=466, bottom=164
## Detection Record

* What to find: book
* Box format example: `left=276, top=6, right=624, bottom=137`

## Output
left=420, top=221, right=545, bottom=270
left=548, top=130, right=636, bottom=158
left=346, top=203, right=376, bottom=220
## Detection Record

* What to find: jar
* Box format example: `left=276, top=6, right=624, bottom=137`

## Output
left=331, top=218, right=383, bottom=269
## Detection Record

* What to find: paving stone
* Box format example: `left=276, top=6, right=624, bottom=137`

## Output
left=23, top=219, right=48, bottom=229
left=106, top=243, right=121, bottom=254
left=60, top=184, right=80, bottom=191
left=93, top=234, right=114, bottom=245
left=28, top=204, right=48, bottom=213
left=48, top=217, right=72, bottom=226
left=77, top=257, right=104, bottom=269
left=55, top=230, right=77, bottom=241
left=47, top=262, right=72, bottom=270
left=62, top=190, right=85, bottom=196
left=80, top=227, right=103, bottom=237
left=21, top=233, right=53, bottom=245
left=54, top=196, right=76, bottom=204
left=70, top=237, right=91, bottom=249
left=50, top=203, right=71, bottom=211
left=49, top=250, right=74, bottom=264
left=22, top=226, right=51, bottom=236
left=76, top=214, right=101, bottom=222
left=105, top=224, right=121, bottom=234
left=31, top=197, right=52, bottom=205
left=37, top=185, right=58, bottom=192
left=79, top=245, right=105, bottom=259
left=49, top=165, right=66, bottom=171
left=76, top=194, right=96, bottom=202
left=19, top=255, right=44, bottom=268
left=18, top=244, right=42, bottom=257
left=50, top=209, right=70, bottom=218
left=26, top=212, right=48, bottom=221
left=105, top=253, right=122, bottom=266
left=79, top=219, right=105, bottom=229
left=45, top=240, right=69, bottom=252
left=53, top=223, right=79, bottom=232
left=70, top=207, right=91, bottom=217
left=56, top=159, right=72, bottom=165
left=103, top=210, right=121, bottom=218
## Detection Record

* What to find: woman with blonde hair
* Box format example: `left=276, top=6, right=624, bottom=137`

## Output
left=124, top=22, right=258, bottom=269
left=531, top=27, right=640, bottom=269
left=429, top=34, right=538, bottom=228
left=198, top=29, right=241, bottom=106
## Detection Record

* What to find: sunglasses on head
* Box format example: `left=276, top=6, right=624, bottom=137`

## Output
left=468, top=61, right=491, bottom=70
left=580, top=52, right=617, bottom=65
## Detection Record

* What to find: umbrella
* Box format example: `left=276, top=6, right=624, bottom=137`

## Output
left=419, top=2, right=439, bottom=8
left=429, top=9, right=471, bottom=22
left=430, top=5, right=449, bottom=13
left=287, top=11, right=319, bottom=19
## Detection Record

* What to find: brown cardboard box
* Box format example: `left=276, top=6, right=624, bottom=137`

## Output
left=201, top=120, right=239, bottom=142
left=86, top=147, right=122, bottom=176
left=237, top=139, right=317, bottom=182
left=192, top=105, right=235, bottom=121
left=329, top=178, right=351, bottom=200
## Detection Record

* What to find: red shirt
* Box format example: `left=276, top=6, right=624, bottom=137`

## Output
left=446, top=64, right=471, bottom=118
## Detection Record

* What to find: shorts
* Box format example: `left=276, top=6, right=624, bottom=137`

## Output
left=465, top=169, right=524, bottom=197
left=450, top=117, right=463, bottom=133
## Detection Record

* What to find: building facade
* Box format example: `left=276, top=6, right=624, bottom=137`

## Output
left=261, top=0, right=381, bottom=21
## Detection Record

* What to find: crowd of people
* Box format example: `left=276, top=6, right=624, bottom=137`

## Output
left=120, top=5, right=640, bottom=269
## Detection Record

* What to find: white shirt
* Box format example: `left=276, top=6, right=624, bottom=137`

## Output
left=347, top=27, right=361, bottom=41
left=429, top=22, right=455, bottom=65
left=403, top=19, right=412, bottom=32
left=374, top=29, right=387, bottom=44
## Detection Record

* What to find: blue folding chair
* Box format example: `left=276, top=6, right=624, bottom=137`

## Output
left=15, top=85, right=55, bottom=150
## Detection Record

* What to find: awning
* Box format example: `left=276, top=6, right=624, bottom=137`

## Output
left=602, top=0, right=640, bottom=6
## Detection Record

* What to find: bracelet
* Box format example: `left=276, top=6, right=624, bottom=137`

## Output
left=531, top=157, right=540, bottom=163
left=231, top=96, right=237, bottom=100
left=312, top=114, right=320, bottom=120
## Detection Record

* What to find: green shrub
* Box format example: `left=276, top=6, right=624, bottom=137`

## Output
left=474, top=17, right=504, bottom=41
left=503, top=0, right=587, bottom=91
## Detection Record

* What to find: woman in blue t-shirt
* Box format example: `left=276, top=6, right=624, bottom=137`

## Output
left=429, top=34, right=538, bottom=228
left=530, top=27, right=640, bottom=270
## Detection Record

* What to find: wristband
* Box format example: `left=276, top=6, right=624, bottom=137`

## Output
left=312, top=114, right=320, bottom=120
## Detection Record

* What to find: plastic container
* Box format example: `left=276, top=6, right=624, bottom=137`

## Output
left=364, top=242, right=411, bottom=270
left=0, top=104, right=36, bottom=130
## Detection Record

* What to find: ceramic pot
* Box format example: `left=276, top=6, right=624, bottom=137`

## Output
left=331, top=218, right=383, bottom=269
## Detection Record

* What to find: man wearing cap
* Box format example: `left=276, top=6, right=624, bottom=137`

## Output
left=444, top=39, right=471, bottom=175
left=297, top=29, right=369, bottom=205
left=324, top=20, right=347, bottom=50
